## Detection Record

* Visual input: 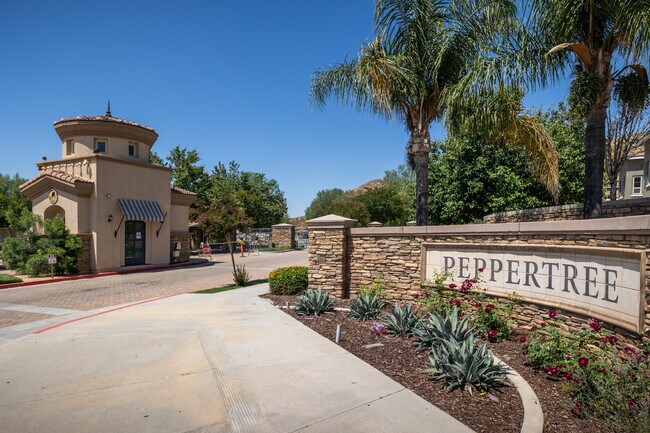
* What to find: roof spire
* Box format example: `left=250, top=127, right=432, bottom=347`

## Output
left=105, top=100, right=112, bottom=117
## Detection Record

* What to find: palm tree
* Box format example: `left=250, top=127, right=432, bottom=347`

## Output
left=523, top=0, right=650, bottom=218
left=311, top=0, right=560, bottom=225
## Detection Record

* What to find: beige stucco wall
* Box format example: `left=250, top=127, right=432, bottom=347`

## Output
left=170, top=204, right=191, bottom=232
left=92, top=158, right=172, bottom=271
left=32, top=189, right=80, bottom=232
left=60, top=136, right=151, bottom=164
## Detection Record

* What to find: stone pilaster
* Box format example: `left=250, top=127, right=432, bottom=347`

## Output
left=306, top=214, right=357, bottom=298
left=170, top=232, right=192, bottom=263
left=272, top=223, right=296, bottom=249
left=76, top=233, right=92, bottom=274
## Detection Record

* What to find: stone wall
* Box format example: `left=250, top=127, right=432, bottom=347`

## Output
left=170, top=232, right=192, bottom=263
left=307, top=215, right=650, bottom=339
left=272, top=223, right=295, bottom=249
left=484, top=197, right=650, bottom=223
left=77, top=233, right=92, bottom=274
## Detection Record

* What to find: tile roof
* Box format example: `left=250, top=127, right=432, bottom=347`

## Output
left=171, top=186, right=197, bottom=196
left=20, top=169, right=93, bottom=190
left=53, top=115, right=157, bottom=135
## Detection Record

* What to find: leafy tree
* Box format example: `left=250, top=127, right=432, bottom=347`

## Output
left=323, top=195, right=371, bottom=227
left=429, top=105, right=584, bottom=224
left=383, top=164, right=416, bottom=221
left=304, top=188, right=345, bottom=220
left=356, top=185, right=410, bottom=226
left=149, top=151, right=165, bottom=166
left=311, top=0, right=559, bottom=225
left=210, top=162, right=287, bottom=227
left=517, top=0, right=650, bottom=217
left=193, top=191, right=253, bottom=276
left=0, top=173, right=30, bottom=228
left=166, top=145, right=210, bottom=200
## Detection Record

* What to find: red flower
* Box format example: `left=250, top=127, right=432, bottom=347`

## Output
left=449, top=298, right=461, bottom=307
left=449, top=283, right=457, bottom=289
left=474, top=302, right=482, bottom=308
left=530, top=325, right=538, bottom=332
left=563, top=372, right=573, bottom=380
left=578, top=357, right=589, bottom=367
left=478, top=267, right=484, bottom=272
left=539, top=321, right=546, bottom=327
left=588, top=318, right=601, bottom=331
left=486, top=328, right=499, bottom=341
left=485, top=304, right=495, bottom=313
left=548, top=309, right=557, bottom=318
left=571, top=402, right=583, bottom=417
left=519, top=336, right=527, bottom=343
left=629, top=399, right=638, bottom=408
left=565, top=353, right=573, bottom=360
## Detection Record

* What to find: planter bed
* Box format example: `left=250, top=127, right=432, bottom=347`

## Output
left=262, top=293, right=609, bottom=433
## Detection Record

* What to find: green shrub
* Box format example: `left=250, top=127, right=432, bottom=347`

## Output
left=358, top=275, right=386, bottom=298
left=268, top=266, right=308, bottom=295
left=294, top=288, right=335, bottom=315
left=414, top=308, right=474, bottom=352
left=425, top=337, right=510, bottom=394
left=232, top=264, right=250, bottom=286
left=383, top=303, right=421, bottom=337
left=0, top=274, right=22, bottom=284
left=1, top=216, right=81, bottom=277
left=349, top=292, right=384, bottom=321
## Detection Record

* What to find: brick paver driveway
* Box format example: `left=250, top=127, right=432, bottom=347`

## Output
left=0, top=251, right=307, bottom=328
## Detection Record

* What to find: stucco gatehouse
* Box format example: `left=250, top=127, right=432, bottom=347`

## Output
left=20, top=107, right=196, bottom=273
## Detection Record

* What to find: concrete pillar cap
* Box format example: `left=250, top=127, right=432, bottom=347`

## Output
left=306, top=214, right=358, bottom=228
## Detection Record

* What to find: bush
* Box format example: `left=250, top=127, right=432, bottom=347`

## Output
left=521, top=316, right=650, bottom=432
left=383, top=303, right=421, bottom=337
left=349, top=292, right=384, bottom=321
left=232, top=264, right=250, bottom=286
left=294, top=288, right=335, bottom=315
left=0, top=216, right=81, bottom=277
left=0, top=274, right=22, bottom=284
left=268, top=266, right=308, bottom=295
left=358, top=275, right=386, bottom=298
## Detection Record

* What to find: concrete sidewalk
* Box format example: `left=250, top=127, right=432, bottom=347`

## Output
left=0, top=284, right=473, bottom=433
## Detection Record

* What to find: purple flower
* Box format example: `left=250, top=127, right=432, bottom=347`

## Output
left=369, top=322, right=387, bottom=335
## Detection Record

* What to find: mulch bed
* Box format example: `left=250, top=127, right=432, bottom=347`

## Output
left=261, top=294, right=609, bottom=433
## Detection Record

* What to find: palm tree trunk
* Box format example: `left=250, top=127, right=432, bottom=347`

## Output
left=409, top=135, right=430, bottom=226
left=583, top=107, right=607, bottom=219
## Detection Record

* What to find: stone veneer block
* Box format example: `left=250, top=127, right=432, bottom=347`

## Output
left=272, top=223, right=296, bottom=249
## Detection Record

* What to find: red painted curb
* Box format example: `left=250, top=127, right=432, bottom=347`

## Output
left=0, top=259, right=209, bottom=290
left=33, top=292, right=188, bottom=334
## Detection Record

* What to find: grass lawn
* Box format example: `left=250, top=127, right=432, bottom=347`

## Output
left=194, top=278, right=268, bottom=294
left=0, top=274, right=22, bottom=285
left=258, top=246, right=292, bottom=253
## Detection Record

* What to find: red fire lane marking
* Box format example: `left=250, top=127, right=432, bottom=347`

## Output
left=32, top=292, right=188, bottom=334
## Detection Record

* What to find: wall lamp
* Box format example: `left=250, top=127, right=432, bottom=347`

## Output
left=108, top=214, right=113, bottom=223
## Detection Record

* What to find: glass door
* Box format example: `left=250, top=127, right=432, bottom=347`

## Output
left=125, top=221, right=146, bottom=266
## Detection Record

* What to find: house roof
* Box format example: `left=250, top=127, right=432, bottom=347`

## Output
left=171, top=186, right=197, bottom=196
left=53, top=115, right=158, bottom=135
left=20, top=169, right=93, bottom=190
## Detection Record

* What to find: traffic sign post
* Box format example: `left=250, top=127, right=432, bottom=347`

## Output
left=48, top=254, right=57, bottom=278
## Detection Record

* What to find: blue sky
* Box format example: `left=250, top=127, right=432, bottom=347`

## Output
left=0, top=0, right=568, bottom=217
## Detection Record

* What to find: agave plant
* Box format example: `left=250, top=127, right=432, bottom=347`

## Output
left=349, top=292, right=384, bottom=321
left=425, top=338, right=510, bottom=394
left=294, top=288, right=335, bottom=316
left=383, top=303, right=422, bottom=337
left=414, top=308, right=474, bottom=351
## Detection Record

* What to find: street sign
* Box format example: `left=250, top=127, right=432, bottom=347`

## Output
left=48, top=254, right=57, bottom=265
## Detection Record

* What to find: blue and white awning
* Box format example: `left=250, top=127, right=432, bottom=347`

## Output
left=117, top=198, right=165, bottom=222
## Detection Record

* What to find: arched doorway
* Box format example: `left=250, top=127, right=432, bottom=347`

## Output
left=44, top=205, right=65, bottom=223
left=125, top=220, right=146, bottom=266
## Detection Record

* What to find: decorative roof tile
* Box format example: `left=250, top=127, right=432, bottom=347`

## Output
left=171, top=186, right=197, bottom=196
left=20, top=169, right=93, bottom=190
left=53, top=115, right=157, bottom=135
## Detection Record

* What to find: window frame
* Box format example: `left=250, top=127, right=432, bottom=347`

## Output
left=128, top=142, right=139, bottom=158
left=94, top=138, right=107, bottom=154
left=65, top=140, right=75, bottom=155
left=632, top=175, right=643, bottom=196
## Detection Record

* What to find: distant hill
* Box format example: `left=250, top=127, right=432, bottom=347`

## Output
left=350, top=179, right=384, bottom=195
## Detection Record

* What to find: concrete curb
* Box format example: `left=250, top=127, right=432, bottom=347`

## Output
left=0, top=259, right=209, bottom=290
left=492, top=353, right=544, bottom=433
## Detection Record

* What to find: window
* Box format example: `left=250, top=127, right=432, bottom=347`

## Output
left=632, top=175, right=642, bottom=196
left=128, top=142, right=139, bottom=157
left=94, top=139, right=107, bottom=154
left=645, top=161, right=650, bottom=186
left=65, top=140, right=74, bottom=155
